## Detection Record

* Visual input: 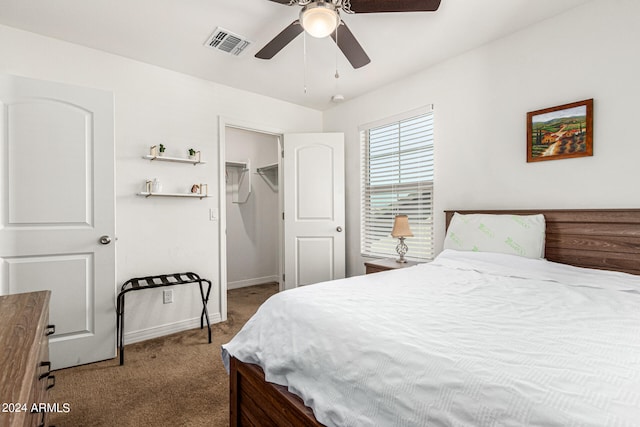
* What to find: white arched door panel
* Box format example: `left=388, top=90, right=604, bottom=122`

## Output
left=0, top=74, right=115, bottom=369
left=283, top=133, right=345, bottom=289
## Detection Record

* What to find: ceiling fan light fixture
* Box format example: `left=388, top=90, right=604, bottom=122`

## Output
left=300, top=2, right=339, bottom=38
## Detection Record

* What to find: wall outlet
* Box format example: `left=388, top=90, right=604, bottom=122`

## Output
left=163, top=289, right=173, bottom=304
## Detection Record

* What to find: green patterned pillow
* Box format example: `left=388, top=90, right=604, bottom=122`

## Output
left=444, top=213, right=546, bottom=259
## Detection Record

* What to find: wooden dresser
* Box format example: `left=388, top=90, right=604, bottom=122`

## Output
left=0, top=291, right=55, bottom=427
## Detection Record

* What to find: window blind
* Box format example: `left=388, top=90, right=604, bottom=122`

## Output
left=360, top=111, right=434, bottom=261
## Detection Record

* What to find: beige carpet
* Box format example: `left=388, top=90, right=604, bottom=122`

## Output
left=49, top=282, right=278, bottom=426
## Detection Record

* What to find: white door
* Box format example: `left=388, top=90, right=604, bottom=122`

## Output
left=0, top=74, right=115, bottom=369
left=283, top=133, right=345, bottom=289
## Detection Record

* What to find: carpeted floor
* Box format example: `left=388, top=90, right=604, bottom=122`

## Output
left=49, top=282, right=278, bottom=426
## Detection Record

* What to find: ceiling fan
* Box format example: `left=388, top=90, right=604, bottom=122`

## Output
left=256, top=0, right=442, bottom=69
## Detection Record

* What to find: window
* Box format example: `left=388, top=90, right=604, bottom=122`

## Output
left=360, top=108, right=434, bottom=261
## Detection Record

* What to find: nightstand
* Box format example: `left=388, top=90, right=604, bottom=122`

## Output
left=364, top=258, right=419, bottom=274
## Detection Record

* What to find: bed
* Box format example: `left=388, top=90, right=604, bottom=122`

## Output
left=222, top=209, right=640, bottom=426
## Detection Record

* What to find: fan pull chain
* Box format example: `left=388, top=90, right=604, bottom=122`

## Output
left=335, top=22, right=340, bottom=80
left=303, top=31, right=308, bottom=94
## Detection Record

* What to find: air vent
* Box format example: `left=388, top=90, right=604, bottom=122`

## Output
left=204, top=27, right=251, bottom=56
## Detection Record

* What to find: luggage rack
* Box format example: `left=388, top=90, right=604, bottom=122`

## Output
left=116, top=272, right=212, bottom=365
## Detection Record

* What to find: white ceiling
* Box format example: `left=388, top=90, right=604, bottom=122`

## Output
left=0, top=0, right=590, bottom=111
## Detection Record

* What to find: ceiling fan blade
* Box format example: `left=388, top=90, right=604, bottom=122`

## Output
left=348, top=0, right=441, bottom=13
left=267, top=0, right=292, bottom=4
left=331, top=21, right=371, bottom=69
left=255, top=20, right=304, bottom=60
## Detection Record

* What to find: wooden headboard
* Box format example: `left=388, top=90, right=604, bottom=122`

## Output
left=444, top=209, right=640, bottom=276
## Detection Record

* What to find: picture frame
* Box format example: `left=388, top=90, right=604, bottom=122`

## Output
left=527, top=98, right=593, bottom=162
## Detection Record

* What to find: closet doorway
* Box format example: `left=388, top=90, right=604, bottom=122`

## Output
left=221, top=123, right=283, bottom=320
left=218, top=118, right=346, bottom=322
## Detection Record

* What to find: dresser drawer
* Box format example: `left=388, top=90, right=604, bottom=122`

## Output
left=33, top=304, right=54, bottom=427
left=0, top=291, right=53, bottom=427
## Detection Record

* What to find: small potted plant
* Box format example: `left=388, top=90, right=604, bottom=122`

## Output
left=159, top=144, right=166, bottom=156
left=188, top=148, right=197, bottom=161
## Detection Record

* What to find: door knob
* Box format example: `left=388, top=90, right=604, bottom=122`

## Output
left=99, top=235, right=112, bottom=245
left=336, top=226, right=343, bottom=232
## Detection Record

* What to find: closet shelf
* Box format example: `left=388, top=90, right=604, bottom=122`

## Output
left=256, top=162, right=278, bottom=192
left=137, top=192, right=210, bottom=199
left=226, top=159, right=251, bottom=203
left=257, top=163, right=278, bottom=173
left=226, top=160, right=249, bottom=171
left=143, top=155, right=206, bottom=165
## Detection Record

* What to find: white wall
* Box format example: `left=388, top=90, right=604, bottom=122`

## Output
left=225, top=127, right=279, bottom=289
left=3, top=0, right=640, bottom=341
left=0, top=24, right=322, bottom=343
left=323, top=0, right=640, bottom=277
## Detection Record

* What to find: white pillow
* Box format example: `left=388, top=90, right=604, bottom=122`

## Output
left=444, top=213, right=546, bottom=259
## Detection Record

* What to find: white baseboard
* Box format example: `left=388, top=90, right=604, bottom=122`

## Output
left=124, top=312, right=222, bottom=345
left=227, top=275, right=278, bottom=290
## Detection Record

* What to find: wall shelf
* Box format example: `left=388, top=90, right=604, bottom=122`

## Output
left=140, top=149, right=208, bottom=199
left=143, top=155, right=206, bottom=165
left=137, top=192, right=210, bottom=199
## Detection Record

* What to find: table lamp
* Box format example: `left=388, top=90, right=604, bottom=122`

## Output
left=391, top=215, right=413, bottom=263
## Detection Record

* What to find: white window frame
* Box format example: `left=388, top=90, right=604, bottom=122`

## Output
left=359, top=106, right=435, bottom=261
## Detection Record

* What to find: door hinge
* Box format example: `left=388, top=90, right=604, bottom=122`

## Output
left=282, top=212, right=285, bottom=220
left=281, top=150, right=284, bottom=158
left=282, top=274, right=285, bottom=282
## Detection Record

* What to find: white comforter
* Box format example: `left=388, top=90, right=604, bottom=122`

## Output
left=222, top=250, right=640, bottom=426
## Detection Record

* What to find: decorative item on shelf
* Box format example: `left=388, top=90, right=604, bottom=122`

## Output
left=188, top=148, right=197, bottom=161
left=159, top=144, right=166, bottom=156
left=391, top=214, right=413, bottom=263
left=191, top=184, right=200, bottom=193
left=145, top=179, right=153, bottom=193
left=200, top=183, right=208, bottom=196
left=152, top=178, right=162, bottom=193
left=150, top=145, right=158, bottom=157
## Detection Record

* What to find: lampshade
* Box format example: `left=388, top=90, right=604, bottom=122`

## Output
left=391, top=215, right=414, bottom=238
left=300, top=2, right=339, bottom=38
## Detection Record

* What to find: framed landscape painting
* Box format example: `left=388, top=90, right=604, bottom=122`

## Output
left=527, top=98, right=593, bottom=162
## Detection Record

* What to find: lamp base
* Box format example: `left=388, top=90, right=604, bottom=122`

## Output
left=395, top=237, right=408, bottom=263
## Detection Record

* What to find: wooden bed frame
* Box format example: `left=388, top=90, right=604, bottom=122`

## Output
left=445, top=209, right=640, bottom=276
left=229, top=208, right=640, bottom=426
